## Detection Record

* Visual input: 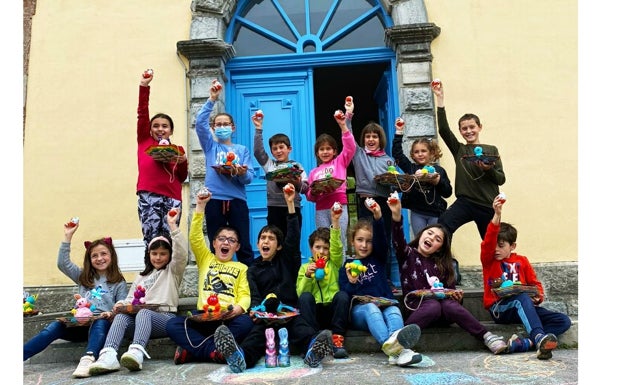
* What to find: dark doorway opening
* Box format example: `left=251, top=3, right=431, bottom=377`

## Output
left=312, top=62, right=389, bottom=166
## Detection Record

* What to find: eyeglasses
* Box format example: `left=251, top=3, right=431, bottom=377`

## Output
left=213, top=122, right=233, bottom=128
left=216, top=236, right=238, bottom=244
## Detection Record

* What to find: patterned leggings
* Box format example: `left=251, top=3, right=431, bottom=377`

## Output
left=137, top=191, right=181, bottom=247
left=103, top=309, right=175, bottom=351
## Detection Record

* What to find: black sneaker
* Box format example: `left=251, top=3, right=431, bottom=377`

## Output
left=331, top=334, right=349, bottom=359
left=303, top=330, right=333, bottom=368
left=536, top=333, right=557, bottom=360
left=215, top=325, right=246, bottom=373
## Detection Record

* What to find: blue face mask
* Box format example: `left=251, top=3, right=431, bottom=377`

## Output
left=215, top=126, right=233, bottom=140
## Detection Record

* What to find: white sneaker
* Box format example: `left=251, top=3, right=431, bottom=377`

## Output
left=89, top=347, right=120, bottom=376
left=388, top=355, right=398, bottom=365
left=396, top=348, right=423, bottom=367
left=381, top=324, right=421, bottom=357
left=72, top=354, right=94, bottom=378
left=120, top=344, right=151, bottom=371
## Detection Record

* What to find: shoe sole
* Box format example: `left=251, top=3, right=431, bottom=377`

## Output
left=215, top=325, right=246, bottom=373
left=397, top=352, right=423, bottom=367
left=88, top=365, right=120, bottom=376
left=304, top=330, right=333, bottom=368
left=120, top=355, right=142, bottom=371
left=382, top=325, right=421, bottom=356
left=537, top=334, right=558, bottom=360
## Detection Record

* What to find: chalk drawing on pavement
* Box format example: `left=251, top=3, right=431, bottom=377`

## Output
left=207, top=356, right=321, bottom=383
left=406, top=372, right=481, bottom=385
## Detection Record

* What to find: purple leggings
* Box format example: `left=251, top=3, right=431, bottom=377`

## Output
left=405, top=298, right=487, bottom=339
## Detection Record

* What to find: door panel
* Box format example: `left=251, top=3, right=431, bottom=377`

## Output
left=229, top=71, right=317, bottom=259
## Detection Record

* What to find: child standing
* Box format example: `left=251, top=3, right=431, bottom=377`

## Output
left=23, top=220, right=128, bottom=378
left=480, top=195, right=571, bottom=359
left=89, top=209, right=188, bottom=375
left=388, top=199, right=507, bottom=355
left=338, top=201, right=422, bottom=367
left=136, top=70, right=188, bottom=248
left=391, top=118, right=452, bottom=238
left=431, top=80, right=505, bottom=240
left=253, top=112, right=309, bottom=240
left=214, top=185, right=334, bottom=373
left=194, top=79, right=255, bottom=266
left=344, top=96, right=398, bottom=291
left=166, top=192, right=254, bottom=365
left=305, top=108, right=356, bottom=255
left=296, top=207, right=350, bottom=358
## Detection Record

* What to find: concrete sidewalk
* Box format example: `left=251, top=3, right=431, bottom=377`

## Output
left=22, top=349, right=579, bottom=385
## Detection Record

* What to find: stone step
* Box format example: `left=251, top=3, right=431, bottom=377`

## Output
left=25, top=314, right=577, bottom=365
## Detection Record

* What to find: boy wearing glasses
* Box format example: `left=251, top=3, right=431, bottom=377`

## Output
left=214, top=186, right=334, bottom=373
left=194, top=79, right=255, bottom=266
left=165, top=193, right=254, bottom=365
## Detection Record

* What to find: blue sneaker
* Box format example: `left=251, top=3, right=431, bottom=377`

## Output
left=303, top=329, right=333, bottom=368
left=278, top=327, right=290, bottom=367
left=507, top=334, right=532, bottom=353
left=214, top=325, right=246, bottom=373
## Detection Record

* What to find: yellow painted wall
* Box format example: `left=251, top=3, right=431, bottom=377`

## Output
left=23, top=1, right=191, bottom=285
left=424, top=0, right=577, bottom=266
left=23, top=0, right=577, bottom=286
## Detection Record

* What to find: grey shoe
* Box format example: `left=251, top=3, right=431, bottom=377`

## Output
left=536, top=333, right=558, bottom=360
left=396, top=348, right=423, bottom=367
left=215, top=325, right=246, bottom=373
left=303, top=330, right=333, bottom=368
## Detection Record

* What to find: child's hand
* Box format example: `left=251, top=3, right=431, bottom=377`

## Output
left=209, top=79, right=223, bottom=101
left=166, top=207, right=180, bottom=230
left=283, top=183, right=296, bottom=202
left=364, top=197, right=382, bottom=219
left=492, top=194, right=505, bottom=215
left=344, top=96, right=354, bottom=114
left=140, top=69, right=153, bottom=87
left=195, top=188, right=212, bottom=212
left=333, top=109, right=346, bottom=125
left=450, top=289, right=463, bottom=302
left=395, top=117, right=405, bottom=133
left=475, top=160, right=494, bottom=170
left=387, top=198, right=402, bottom=222
left=431, top=78, right=443, bottom=96
left=251, top=111, right=263, bottom=130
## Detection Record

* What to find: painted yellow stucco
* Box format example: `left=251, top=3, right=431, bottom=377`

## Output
left=22, top=0, right=577, bottom=287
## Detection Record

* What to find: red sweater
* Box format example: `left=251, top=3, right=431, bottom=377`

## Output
left=480, top=222, right=544, bottom=309
left=136, top=85, right=187, bottom=200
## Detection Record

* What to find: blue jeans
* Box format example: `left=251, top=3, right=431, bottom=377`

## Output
left=24, top=318, right=111, bottom=361
left=410, top=211, right=438, bottom=239
left=350, top=303, right=404, bottom=345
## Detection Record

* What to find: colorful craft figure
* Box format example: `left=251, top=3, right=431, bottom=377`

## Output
left=331, top=201, right=343, bottom=215
left=423, top=165, right=436, bottom=174
left=204, top=293, right=221, bottom=313
left=474, top=146, right=483, bottom=158
left=71, top=294, right=96, bottom=325
left=387, top=165, right=399, bottom=174
left=131, top=285, right=146, bottom=305
left=23, top=292, right=38, bottom=314
left=345, top=259, right=367, bottom=277
left=311, top=253, right=328, bottom=280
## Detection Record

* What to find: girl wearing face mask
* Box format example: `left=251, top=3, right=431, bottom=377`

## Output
left=193, top=79, right=255, bottom=267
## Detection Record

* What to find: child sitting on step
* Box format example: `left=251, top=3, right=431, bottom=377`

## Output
left=480, top=195, right=571, bottom=359
left=388, top=198, right=508, bottom=355
left=88, top=209, right=187, bottom=376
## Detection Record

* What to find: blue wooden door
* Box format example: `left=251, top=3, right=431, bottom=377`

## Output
left=228, top=71, right=317, bottom=259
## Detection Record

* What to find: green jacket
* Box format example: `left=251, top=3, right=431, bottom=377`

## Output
left=296, top=226, right=343, bottom=304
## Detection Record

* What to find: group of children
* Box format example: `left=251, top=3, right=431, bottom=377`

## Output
left=23, top=74, right=571, bottom=377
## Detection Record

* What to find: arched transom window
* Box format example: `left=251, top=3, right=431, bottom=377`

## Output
left=227, top=0, right=392, bottom=56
